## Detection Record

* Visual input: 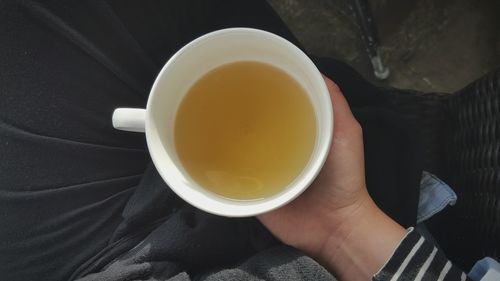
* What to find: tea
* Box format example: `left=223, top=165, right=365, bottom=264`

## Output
left=175, top=61, right=316, bottom=200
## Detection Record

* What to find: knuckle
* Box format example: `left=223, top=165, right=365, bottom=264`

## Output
left=324, top=77, right=340, bottom=92
left=349, top=121, right=363, bottom=136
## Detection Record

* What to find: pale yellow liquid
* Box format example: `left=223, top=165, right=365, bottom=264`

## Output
left=175, top=61, right=316, bottom=200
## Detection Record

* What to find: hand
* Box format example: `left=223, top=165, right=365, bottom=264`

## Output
left=258, top=76, right=369, bottom=256
left=258, top=76, right=406, bottom=281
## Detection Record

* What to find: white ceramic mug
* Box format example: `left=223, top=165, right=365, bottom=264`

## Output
left=112, top=28, right=333, bottom=217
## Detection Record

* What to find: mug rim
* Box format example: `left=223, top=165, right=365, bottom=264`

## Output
left=144, top=28, right=333, bottom=217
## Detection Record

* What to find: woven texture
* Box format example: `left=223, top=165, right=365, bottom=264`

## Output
left=443, top=70, right=500, bottom=268
left=387, top=70, right=500, bottom=269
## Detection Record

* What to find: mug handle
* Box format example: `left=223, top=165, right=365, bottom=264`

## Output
left=112, top=108, right=146, bottom=133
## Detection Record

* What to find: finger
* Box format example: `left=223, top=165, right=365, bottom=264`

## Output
left=322, top=75, right=356, bottom=123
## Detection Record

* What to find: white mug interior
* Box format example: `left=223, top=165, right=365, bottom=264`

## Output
left=146, top=28, right=332, bottom=217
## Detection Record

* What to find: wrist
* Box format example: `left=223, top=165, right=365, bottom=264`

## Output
left=316, top=197, right=407, bottom=281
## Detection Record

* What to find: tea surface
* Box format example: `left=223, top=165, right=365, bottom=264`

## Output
left=175, top=61, right=316, bottom=200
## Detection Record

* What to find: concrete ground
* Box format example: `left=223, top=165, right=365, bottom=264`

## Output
left=268, top=0, right=500, bottom=93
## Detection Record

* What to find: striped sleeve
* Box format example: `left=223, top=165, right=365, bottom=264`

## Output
left=373, top=229, right=472, bottom=281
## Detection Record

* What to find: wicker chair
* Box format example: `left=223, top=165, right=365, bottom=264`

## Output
left=386, top=70, right=500, bottom=270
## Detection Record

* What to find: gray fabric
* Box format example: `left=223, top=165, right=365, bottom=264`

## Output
left=78, top=247, right=335, bottom=281
left=72, top=165, right=337, bottom=281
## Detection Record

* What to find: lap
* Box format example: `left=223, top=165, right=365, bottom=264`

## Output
left=0, top=1, right=300, bottom=280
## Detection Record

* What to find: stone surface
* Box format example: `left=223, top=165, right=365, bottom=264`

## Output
left=268, top=0, right=500, bottom=93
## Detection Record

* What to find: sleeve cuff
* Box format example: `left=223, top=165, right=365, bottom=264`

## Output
left=373, top=228, right=471, bottom=281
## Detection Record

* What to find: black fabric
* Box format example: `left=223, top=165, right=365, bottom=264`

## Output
left=0, top=1, right=421, bottom=280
